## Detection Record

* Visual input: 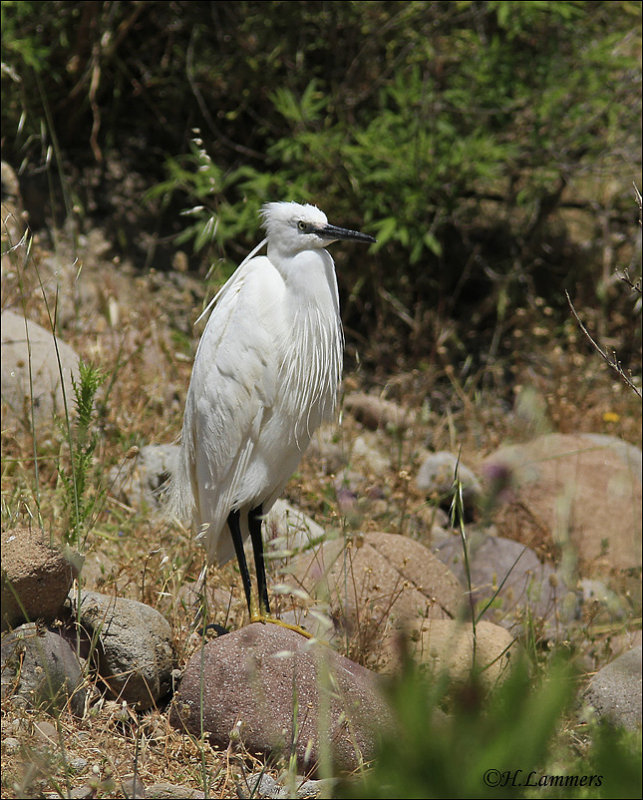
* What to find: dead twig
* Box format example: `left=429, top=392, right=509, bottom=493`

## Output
left=617, top=268, right=642, bottom=295
left=565, top=290, right=641, bottom=399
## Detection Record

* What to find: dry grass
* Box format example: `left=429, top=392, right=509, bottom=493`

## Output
left=2, top=696, right=277, bottom=799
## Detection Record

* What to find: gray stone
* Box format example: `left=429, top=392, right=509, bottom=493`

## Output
left=580, top=578, right=629, bottom=622
left=416, top=451, right=481, bottom=518
left=433, top=531, right=578, bottom=634
left=145, top=785, right=206, bottom=799
left=121, top=775, right=147, bottom=799
left=585, top=646, right=642, bottom=730
left=1, top=623, right=87, bottom=715
left=241, top=773, right=332, bottom=800
left=72, top=590, right=175, bottom=710
left=69, top=788, right=95, bottom=800
left=243, top=773, right=283, bottom=799
left=1, top=527, right=79, bottom=631
left=264, top=499, right=326, bottom=563
left=343, top=392, right=410, bottom=431
left=33, top=719, right=58, bottom=748
left=304, top=426, right=346, bottom=475
left=69, top=756, right=89, bottom=773
left=294, top=778, right=334, bottom=798
left=3, top=737, right=20, bottom=754
left=1, top=309, right=80, bottom=429
left=351, top=433, right=391, bottom=475
left=170, top=623, right=392, bottom=774
left=111, top=443, right=178, bottom=510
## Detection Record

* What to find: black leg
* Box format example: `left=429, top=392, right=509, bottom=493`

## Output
left=249, top=504, right=270, bottom=615
left=228, top=509, right=252, bottom=615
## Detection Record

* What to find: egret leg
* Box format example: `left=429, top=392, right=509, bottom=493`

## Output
left=228, top=507, right=313, bottom=639
left=249, top=504, right=270, bottom=615
left=247, top=505, right=314, bottom=639
left=228, top=509, right=253, bottom=615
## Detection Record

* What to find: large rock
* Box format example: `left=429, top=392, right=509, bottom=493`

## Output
left=1, top=309, right=80, bottom=429
left=482, top=434, right=642, bottom=575
left=584, top=646, right=642, bottom=730
left=343, top=392, right=410, bottom=431
left=283, top=531, right=463, bottom=665
left=71, top=590, right=175, bottom=710
left=379, top=618, right=515, bottom=690
left=170, top=623, right=392, bottom=774
left=1, top=622, right=87, bottom=715
left=433, top=530, right=578, bottom=635
left=581, top=434, right=642, bottom=482
left=1, top=527, right=79, bottom=631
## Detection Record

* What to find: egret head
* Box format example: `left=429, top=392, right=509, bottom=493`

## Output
left=260, top=201, right=375, bottom=258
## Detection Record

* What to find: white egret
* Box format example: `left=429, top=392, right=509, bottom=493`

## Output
left=172, top=201, right=375, bottom=625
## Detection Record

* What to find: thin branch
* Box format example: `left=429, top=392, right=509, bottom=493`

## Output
left=617, top=268, right=642, bottom=295
left=565, top=290, right=641, bottom=399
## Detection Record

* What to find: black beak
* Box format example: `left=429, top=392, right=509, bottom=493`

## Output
left=317, top=223, right=376, bottom=245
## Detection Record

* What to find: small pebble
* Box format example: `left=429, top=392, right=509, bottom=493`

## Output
left=8, top=716, right=29, bottom=734
left=296, top=778, right=335, bottom=798
left=34, top=720, right=58, bottom=748
left=69, top=756, right=89, bottom=773
left=146, top=784, right=206, bottom=799
left=3, top=737, right=20, bottom=754
left=70, top=787, right=94, bottom=800
left=122, top=774, right=147, bottom=798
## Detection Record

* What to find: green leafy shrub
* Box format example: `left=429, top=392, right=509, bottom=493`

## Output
left=2, top=1, right=640, bottom=367
left=339, top=654, right=642, bottom=799
left=59, top=361, right=105, bottom=548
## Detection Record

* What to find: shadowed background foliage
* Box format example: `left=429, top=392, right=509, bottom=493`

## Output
left=2, top=0, right=641, bottom=373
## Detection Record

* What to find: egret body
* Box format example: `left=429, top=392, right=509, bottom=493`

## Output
left=172, top=201, right=375, bottom=621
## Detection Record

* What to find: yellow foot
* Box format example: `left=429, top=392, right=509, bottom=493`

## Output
left=249, top=613, right=313, bottom=639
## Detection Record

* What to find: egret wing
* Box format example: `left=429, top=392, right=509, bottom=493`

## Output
left=172, top=256, right=284, bottom=563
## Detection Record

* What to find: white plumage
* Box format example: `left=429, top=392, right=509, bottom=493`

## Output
left=172, top=201, right=374, bottom=617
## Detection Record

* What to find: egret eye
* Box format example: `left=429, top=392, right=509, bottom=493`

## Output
left=297, top=221, right=308, bottom=232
